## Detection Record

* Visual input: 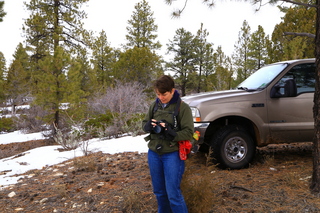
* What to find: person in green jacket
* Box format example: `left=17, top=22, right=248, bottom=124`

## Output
left=142, top=75, right=194, bottom=213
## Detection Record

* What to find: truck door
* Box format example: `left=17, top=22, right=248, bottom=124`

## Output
left=267, top=63, right=315, bottom=143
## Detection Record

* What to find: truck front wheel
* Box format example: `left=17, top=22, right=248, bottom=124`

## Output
left=210, top=125, right=255, bottom=169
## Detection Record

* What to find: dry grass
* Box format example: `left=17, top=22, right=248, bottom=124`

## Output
left=121, top=186, right=145, bottom=212
left=0, top=141, right=319, bottom=212
left=182, top=157, right=219, bottom=213
left=73, top=154, right=97, bottom=172
left=53, top=183, right=68, bottom=198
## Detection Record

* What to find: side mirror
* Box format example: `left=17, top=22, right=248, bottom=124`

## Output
left=284, top=79, right=297, bottom=97
left=270, top=84, right=282, bottom=98
left=270, top=79, right=297, bottom=98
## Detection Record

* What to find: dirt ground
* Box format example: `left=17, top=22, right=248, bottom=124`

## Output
left=0, top=139, right=319, bottom=213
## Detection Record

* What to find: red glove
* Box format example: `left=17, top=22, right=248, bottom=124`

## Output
left=178, top=140, right=192, bottom=160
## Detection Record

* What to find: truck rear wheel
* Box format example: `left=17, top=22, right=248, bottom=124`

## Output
left=210, top=125, right=255, bottom=169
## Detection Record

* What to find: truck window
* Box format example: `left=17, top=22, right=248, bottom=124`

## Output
left=238, top=63, right=287, bottom=90
left=276, top=63, right=315, bottom=95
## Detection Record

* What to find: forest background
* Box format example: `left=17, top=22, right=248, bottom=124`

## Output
left=0, top=0, right=315, bottom=144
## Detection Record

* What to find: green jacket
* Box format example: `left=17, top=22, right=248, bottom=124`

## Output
left=142, top=97, right=194, bottom=155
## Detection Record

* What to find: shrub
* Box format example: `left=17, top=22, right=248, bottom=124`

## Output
left=88, top=81, right=149, bottom=138
left=123, top=113, right=146, bottom=136
left=181, top=158, right=218, bottom=213
left=84, top=111, right=114, bottom=134
left=121, top=186, right=144, bottom=212
left=73, top=155, right=97, bottom=172
left=14, top=105, right=47, bottom=133
left=0, top=117, right=15, bottom=132
left=53, top=128, right=81, bottom=150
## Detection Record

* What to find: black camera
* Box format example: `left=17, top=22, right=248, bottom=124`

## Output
left=152, top=120, right=166, bottom=134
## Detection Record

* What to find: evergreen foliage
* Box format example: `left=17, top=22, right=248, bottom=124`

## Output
left=271, top=3, right=315, bottom=61
left=125, top=0, right=161, bottom=50
left=248, top=25, right=268, bottom=69
left=212, top=46, right=234, bottom=90
left=5, top=43, right=31, bottom=110
left=65, top=47, right=91, bottom=121
left=0, top=117, right=14, bottom=132
left=193, top=23, right=214, bottom=93
left=0, top=1, right=6, bottom=22
left=233, top=20, right=254, bottom=85
left=24, top=0, right=90, bottom=132
left=0, top=1, right=317, bottom=140
left=166, top=28, right=196, bottom=96
left=0, top=51, right=6, bottom=102
left=113, top=47, right=163, bottom=87
left=90, top=30, right=116, bottom=90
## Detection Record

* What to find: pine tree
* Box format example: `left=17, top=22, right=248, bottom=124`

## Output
left=24, top=0, right=90, bottom=131
left=4, top=43, right=30, bottom=112
left=212, top=46, right=233, bottom=91
left=166, top=28, right=196, bottom=96
left=113, top=46, right=163, bottom=87
left=90, top=30, right=116, bottom=91
left=271, top=4, right=315, bottom=61
left=194, top=23, right=215, bottom=93
left=233, top=20, right=253, bottom=85
left=0, top=51, right=6, bottom=102
left=65, top=47, right=91, bottom=120
left=248, top=25, right=268, bottom=69
left=199, top=43, right=215, bottom=92
left=125, top=0, right=161, bottom=50
left=0, top=1, right=6, bottom=22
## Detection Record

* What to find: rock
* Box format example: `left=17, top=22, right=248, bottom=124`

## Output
left=39, top=198, right=48, bottom=203
left=8, top=191, right=16, bottom=198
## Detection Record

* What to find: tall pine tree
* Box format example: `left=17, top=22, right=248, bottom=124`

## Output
left=113, top=46, right=163, bottom=87
left=271, top=4, right=315, bottom=61
left=0, top=1, right=6, bottom=22
left=166, top=28, right=196, bottom=96
left=0, top=51, right=6, bottom=103
left=248, top=25, right=268, bottom=70
left=125, top=0, right=161, bottom=50
left=213, top=46, right=233, bottom=91
left=90, top=30, right=116, bottom=91
left=24, top=0, right=90, bottom=132
left=193, top=23, right=215, bottom=93
left=5, top=43, right=30, bottom=113
left=233, top=20, right=253, bottom=85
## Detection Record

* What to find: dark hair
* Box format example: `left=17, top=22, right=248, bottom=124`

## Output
left=154, top=75, right=175, bottom=93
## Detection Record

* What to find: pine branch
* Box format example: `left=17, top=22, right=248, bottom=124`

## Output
left=283, top=32, right=315, bottom=38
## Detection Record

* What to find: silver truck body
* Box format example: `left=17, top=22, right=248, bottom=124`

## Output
left=182, top=58, right=315, bottom=169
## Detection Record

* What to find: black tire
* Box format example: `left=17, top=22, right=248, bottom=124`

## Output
left=210, top=125, right=255, bottom=169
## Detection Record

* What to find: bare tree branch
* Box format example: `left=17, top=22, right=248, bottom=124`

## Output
left=283, top=32, right=315, bottom=38
left=280, top=0, right=317, bottom=8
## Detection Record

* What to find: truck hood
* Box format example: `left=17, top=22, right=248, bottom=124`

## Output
left=182, top=89, right=257, bottom=107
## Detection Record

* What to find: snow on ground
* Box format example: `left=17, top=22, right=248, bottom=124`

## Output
left=0, top=131, right=45, bottom=144
left=0, top=131, right=149, bottom=189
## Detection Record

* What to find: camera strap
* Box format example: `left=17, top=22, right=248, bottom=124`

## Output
left=152, top=97, right=181, bottom=130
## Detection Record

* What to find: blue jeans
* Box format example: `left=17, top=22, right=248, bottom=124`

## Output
left=148, top=149, right=188, bottom=213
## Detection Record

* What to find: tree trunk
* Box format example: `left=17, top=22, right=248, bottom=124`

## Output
left=311, top=0, right=320, bottom=193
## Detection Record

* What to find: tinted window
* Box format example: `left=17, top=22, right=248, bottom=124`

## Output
left=276, top=63, right=315, bottom=95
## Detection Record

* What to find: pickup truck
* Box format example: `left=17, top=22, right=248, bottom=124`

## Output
left=182, top=58, right=315, bottom=169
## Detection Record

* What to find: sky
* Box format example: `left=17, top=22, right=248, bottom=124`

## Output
left=0, top=0, right=285, bottom=67
left=0, top=130, right=149, bottom=189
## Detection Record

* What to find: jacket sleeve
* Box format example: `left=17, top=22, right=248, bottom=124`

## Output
left=142, top=102, right=155, bottom=133
left=174, top=102, right=194, bottom=142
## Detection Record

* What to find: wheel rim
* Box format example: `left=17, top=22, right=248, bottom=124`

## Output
left=224, top=136, right=247, bottom=163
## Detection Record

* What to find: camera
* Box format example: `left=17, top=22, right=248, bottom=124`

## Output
left=152, top=120, right=166, bottom=134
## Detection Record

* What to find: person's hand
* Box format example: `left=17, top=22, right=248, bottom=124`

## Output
left=164, top=125, right=177, bottom=141
left=144, top=120, right=154, bottom=132
left=144, top=119, right=158, bottom=132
